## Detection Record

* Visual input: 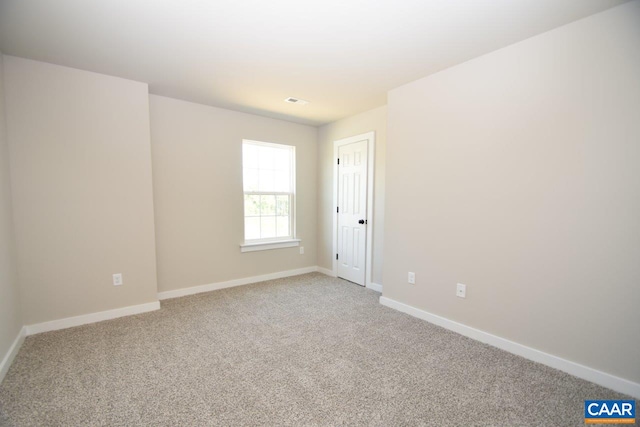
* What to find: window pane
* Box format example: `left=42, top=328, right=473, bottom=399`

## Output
left=260, top=216, right=276, bottom=238
left=276, top=216, right=290, bottom=237
left=274, top=171, right=289, bottom=192
left=243, top=144, right=259, bottom=169
left=274, top=148, right=290, bottom=173
left=260, top=195, right=276, bottom=215
left=243, top=169, right=259, bottom=192
left=245, top=217, right=260, bottom=240
left=258, top=169, right=274, bottom=192
left=276, top=195, right=289, bottom=216
left=244, top=194, right=260, bottom=216
left=258, top=146, right=275, bottom=170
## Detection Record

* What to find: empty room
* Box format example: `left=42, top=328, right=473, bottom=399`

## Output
left=0, top=0, right=639, bottom=425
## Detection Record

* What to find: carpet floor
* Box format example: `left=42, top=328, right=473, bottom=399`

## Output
left=0, top=273, right=635, bottom=426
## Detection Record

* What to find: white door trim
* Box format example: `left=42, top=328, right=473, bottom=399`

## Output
left=332, top=132, right=375, bottom=288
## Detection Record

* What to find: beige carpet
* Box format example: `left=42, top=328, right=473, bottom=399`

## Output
left=0, top=273, right=634, bottom=426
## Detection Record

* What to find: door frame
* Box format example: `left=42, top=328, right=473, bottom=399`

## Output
left=332, top=131, right=375, bottom=288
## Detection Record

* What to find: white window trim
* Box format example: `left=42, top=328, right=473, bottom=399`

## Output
left=241, top=139, right=297, bottom=251
left=240, top=238, right=301, bottom=253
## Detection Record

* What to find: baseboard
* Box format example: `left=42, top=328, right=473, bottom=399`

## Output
left=379, top=296, right=640, bottom=399
left=367, top=282, right=383, bottom=293
left=316, top=267, right=336, bottom=277
left=158, top=266, right=318, bottom=300
left=25, top=301, right=161, bottom=336
left=0, top=326, right=26, bottom=384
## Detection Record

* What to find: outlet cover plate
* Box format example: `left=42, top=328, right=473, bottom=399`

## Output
left=113, top=273, right=123, bottom=286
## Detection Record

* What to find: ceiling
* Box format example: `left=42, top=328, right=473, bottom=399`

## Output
left=0, top=0, right=629, bottom=126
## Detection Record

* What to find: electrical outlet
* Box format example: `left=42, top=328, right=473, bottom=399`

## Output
left=408, top=272, right=415, bottom=285
left=456, top=283, right=466, bottom=298
left=299, top=246, right=304, bottom=255
left=113, top=273, right=123, bottom=286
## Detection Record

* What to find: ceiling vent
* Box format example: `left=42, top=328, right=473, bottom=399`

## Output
left=284, top=97, right=309, bottom=105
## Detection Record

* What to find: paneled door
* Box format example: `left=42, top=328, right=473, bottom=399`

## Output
left=336, top=139, right=368, bottom=286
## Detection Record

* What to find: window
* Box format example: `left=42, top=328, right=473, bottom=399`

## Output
left=241, top=140, right=298, bottom=252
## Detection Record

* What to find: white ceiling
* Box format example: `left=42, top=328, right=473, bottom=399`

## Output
left=0, top=0, right=629, bottom=126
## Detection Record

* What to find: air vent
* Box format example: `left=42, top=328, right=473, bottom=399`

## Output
left=284, top=97, right=309, bottom=105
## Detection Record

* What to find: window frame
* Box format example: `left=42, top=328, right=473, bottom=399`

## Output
left=240, top=139, right=299, bottom=252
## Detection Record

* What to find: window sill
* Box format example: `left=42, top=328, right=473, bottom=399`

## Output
left=240, top=239, right=301, bottom=253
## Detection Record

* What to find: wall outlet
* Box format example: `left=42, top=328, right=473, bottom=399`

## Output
left=456, top=283, right=466, bottom=298
left=299, top=246, right=304, bottom=255
left=113, top=273, right=123, bottom=286
left=408, top=272, right=415, bottom=285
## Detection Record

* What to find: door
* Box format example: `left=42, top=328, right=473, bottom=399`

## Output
left=337, top=139, right=368, bottom=286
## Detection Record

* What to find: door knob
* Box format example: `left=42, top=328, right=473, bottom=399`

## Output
left=358, top=219, right=365, bottom=224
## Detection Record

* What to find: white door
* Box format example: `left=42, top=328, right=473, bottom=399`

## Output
left=337, top=139, right=368, bottom=286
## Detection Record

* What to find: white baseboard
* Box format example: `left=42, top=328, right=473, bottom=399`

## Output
left=316, top=267, right=336, bottom=277
left=379, top=296, right=640, bottom=399
left=25, top=301, right=161, bottom=336
left=0, top=326, right=26, bottom=384
left=158, top=266, right=318, bottom=300
left=367, top=282, right=383, bottom=293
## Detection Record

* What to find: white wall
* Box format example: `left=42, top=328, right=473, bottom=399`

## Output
left=149, top=95, right=317, bottom=292
left=4, top=56, right=159, bottom=325
left=384, top=2, right=640, bottom=384
left=317, top=106, right=386, bottom=285
left=0, top=53, right=23, bottom=375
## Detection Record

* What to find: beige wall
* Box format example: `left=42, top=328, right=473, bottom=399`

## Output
left=149, top=95, right=317, bottom=292
left=317, top=106, right=387, bottom=285
left=4, top=56, right=158, bottom=325
left=384, top=2, right=640, bottom=383
left=0, top=53, right=23, bottom=366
